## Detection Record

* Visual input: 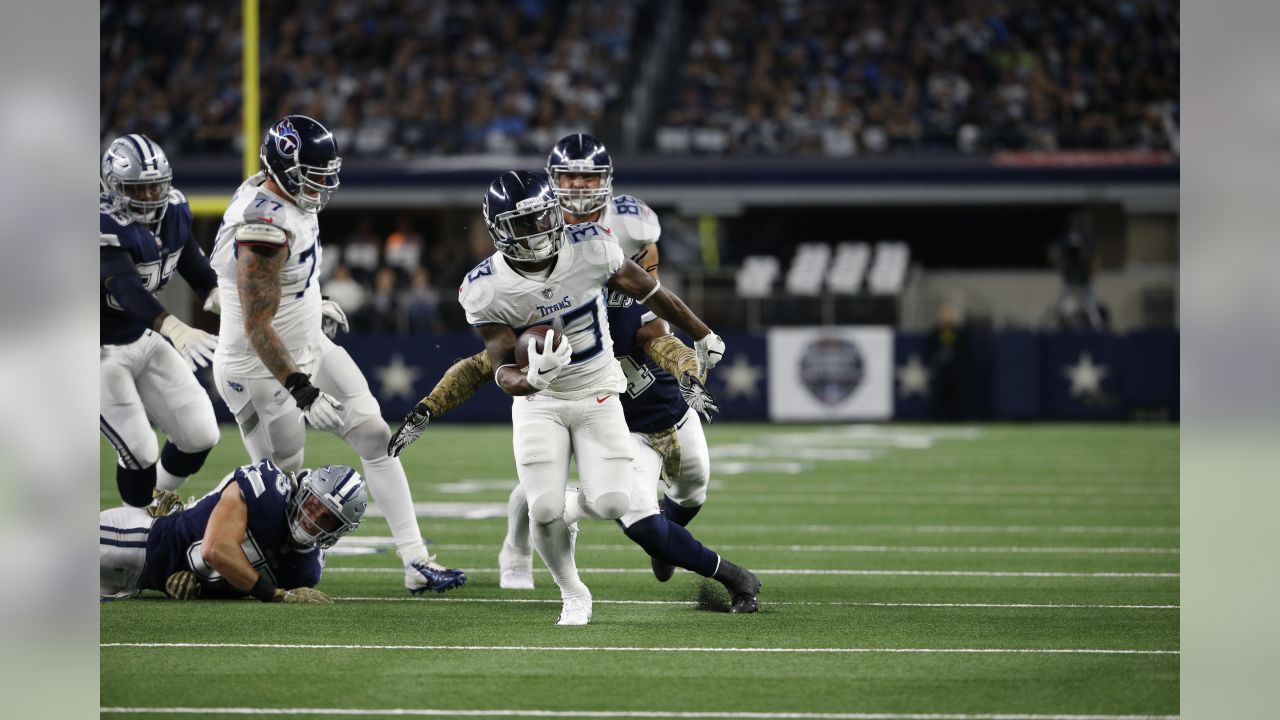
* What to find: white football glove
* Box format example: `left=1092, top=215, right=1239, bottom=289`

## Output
left=694, top=333, right=726, bottom=377
left=159, top=315, right=219, bottom=371
left=526, top=329, right=574, bottom=391
left=320, top=298, right=348, bottom=339
left=285, top=373, right=346, bottom=432
left=202, top=288, right=221, bottom=315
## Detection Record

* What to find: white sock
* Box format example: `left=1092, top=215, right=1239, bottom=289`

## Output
left=504, top=484, right=532, bottom=554
left=155, top=464, right=184, bottom=492
left=529, top=518, right=587, bottom=596
left=361, top=454, right=428, bottom=563
left=561, top=488, right=585, bottom=526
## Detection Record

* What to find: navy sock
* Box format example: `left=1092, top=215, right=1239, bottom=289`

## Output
left=116, top=464, right=156, bottom=507
left=620, top=514, right=719, bottom=577
left=660, top=495, right=702, bottom=527
left=160, top=441, right=212, bottom=477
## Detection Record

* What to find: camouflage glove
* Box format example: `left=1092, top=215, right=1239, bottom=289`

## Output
left=147, top=489, right=186, bottom=518
left=388, top=403, right=431, bottom=457
left=678, top=372, right=720, bottom=423
left=276, top=587, right=334, bottom=604
left=165, top=571, right=201, bottom=600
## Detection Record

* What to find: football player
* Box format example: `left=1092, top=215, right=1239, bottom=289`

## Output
left=390, top=135, right=729, bottom=598
left=390, top=290, right=758, bottom=613
left=100, top=459, right=365, bottom=603
left=405, top=170, right=726, bottom=625
left=100, top=134, right=221, bottom=507
left=209, top=115, right=465, bottom=595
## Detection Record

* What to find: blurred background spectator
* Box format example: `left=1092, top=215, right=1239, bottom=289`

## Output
left=101, top=0, right=1178, bottom=159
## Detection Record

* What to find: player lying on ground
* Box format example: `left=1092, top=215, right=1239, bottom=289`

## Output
left=208, top=114, right=464, bottom=595
left=100, top=134, right=221, bottom=506
left=100, top=459, right=366, bottom=603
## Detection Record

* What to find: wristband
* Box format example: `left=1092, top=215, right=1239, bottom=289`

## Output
left=284, top=372, right=319, bottom=409
left=250, top=575, right=277, bottom=603
left=637, top=281, right=662, bottom=304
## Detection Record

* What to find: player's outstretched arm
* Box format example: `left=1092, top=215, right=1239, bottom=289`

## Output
left=608, top=259, right=725, bottom=374
left=199, top=483, right=265, bottom=598
left=388, top=351, right=492, bottom=456
left=637, top=319, right=720, bottom=422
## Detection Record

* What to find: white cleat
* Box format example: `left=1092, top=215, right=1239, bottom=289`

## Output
left=556, top=592, right=592, bottom=626
left=498, top=541, right=535, bottom=590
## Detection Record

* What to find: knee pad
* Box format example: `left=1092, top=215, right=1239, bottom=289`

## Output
left=527, top=489, right=566, bottom=525
left=345, top=416, right=392, bottom=460
left=588, top=491, right=629, bottom=521
left=274, top=447, right=305, bottom=475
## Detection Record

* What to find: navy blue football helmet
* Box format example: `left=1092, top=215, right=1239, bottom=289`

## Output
left=483, top=171, right=564, bottom=263
left=260, top=115, right=341, bottom=213
left=546, top=133, right=613, bottom=216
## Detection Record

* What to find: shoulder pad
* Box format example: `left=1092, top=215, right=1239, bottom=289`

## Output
left=565, top=222, right=614, bottom=244
left=458, top=257, right=497, bottom=317
left=241, top=191, right=289, bottom=229
left=234, top=222, right=287, bottom=246
left=99, top=202, right=132, bottom=232
left=611, top=195, right=660, bottom=244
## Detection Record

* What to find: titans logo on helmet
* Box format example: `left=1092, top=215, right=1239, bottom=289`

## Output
left=275, top=119, right=300, bottom=155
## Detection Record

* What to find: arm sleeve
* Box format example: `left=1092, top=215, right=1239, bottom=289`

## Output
left=101, top=246, right=167, bottom=328
left=177, top=232, right=219, bottom=300
left=419, top=351, right=492, bottom=418
left=645, top=333, right=702, bottom=380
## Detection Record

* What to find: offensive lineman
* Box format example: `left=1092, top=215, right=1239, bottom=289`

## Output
left=100, top=134, right=220, bottom=506
left=437, top=170, right=726, bottom=625
left=100, top=459, right=366, bottom=603
left=390, top=135, right=724, bottom=592
left=209, top=114, right=465, bottom=595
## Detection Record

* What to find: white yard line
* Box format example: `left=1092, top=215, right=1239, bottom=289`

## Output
left=346, top=539, right=1178, bottom=555
left=330, top=597, right=1179, bottom=610
left=100, top=642, right=1178, bottom=656
left=100, top=707, right=1180, bottom=720
left=324, top=567, right=1179, bottom=578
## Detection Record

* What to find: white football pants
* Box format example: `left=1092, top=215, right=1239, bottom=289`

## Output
left=100, top=330, right=219, bottom=470
left=99, top=505, right=154, bottom=598
left=620, top=407, right=711, bottom=526
left=214, top=335, right=428, bottom=563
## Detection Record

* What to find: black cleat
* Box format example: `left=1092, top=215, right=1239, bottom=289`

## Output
left=651, top=555, right=675, bottom=583
left=712, top=558, right=761, bottom=614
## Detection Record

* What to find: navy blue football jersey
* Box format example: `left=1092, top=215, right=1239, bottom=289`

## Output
left=100, top=190, right=218, bottom=345
left=606, top=292, right=688, bottom=433
left=144, top=459, right=323, bottom=597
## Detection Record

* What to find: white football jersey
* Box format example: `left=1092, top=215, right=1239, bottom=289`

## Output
left=599, top=194, right=660, bottom=264
left=210, top=173, right=324, bottom=379
left=460, top=222, right=627, bottom=400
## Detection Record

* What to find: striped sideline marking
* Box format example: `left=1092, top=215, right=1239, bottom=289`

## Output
left=331, top=597, right=1179, bottom=610
left=101, top=642, right=1178, bottom=656
left=100, top=708, right=1180, bottom=719
left=325, top=567, right=1179, bottom=579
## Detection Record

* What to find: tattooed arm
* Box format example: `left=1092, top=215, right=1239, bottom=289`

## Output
left=631, top=243, right=660, bottom=279
left=236, top=243, right=296, bottom=384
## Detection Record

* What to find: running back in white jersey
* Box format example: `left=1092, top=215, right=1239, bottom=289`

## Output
left=210, top=172, right=324, bottom=379
left=600, top=194, right=660, bottom=263
left=460, top=222, right=627, bottom=400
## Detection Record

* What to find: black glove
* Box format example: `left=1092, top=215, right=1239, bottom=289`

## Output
left=678, top=373, right=720, bottom=423
left=285, top=372, right=320, bottom=410
left=388, top=403, right=432, bottom=457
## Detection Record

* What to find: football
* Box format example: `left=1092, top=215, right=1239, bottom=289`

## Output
left=515, top=324, right=566, bottom=370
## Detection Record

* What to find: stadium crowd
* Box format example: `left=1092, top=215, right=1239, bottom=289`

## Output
left=657, top=0, right=1180, bottom=155
left=100, top=0, right=639, bottom=157
left=100, top=0, right=1178, bottom=159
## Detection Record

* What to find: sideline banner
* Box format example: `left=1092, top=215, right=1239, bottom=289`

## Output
left=767, top=326, right=893, bottom=421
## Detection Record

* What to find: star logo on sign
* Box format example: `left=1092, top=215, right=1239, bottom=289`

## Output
left=374, top=353, right=422, bottom=401
left=896, top=353, right=931, bottom=398
left=1063, top=351, right=1109, bottom=398
left=719, top=354, right=763, bottom=401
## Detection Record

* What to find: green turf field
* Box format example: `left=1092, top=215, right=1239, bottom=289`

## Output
left=100, top=423, right=1178, bottom=719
